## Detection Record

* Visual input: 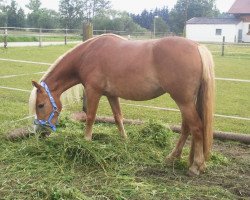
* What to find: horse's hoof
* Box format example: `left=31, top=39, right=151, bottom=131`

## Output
left=121, top=134, right=128, bottom=140
left=187, top=166, right=200, bottom=176
left=165, top=155, right=175, bottom=163
left=199, top=163, right=206, bottom=173
left=84, top=136, right=92, bottom=141
left=165, top=154, right=180, bottom=166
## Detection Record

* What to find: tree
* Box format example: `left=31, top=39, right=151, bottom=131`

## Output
left=0, top=0, right=7, bottom=26
left=16, top=8, right=26, bottom=27
left=131, top=7, right=169, bottom=31
left=154, top=17, right=168, bottom=35
left=59, top=0, right=111, bottom=29
left=86, top=0, right=111, bottom=19
left=26, top=0, right=59, bottom=28
left=38, top=9, right=60, bottom=29
left=59, top=0, right=85, bottom=29
left=26, top=0, right=41, bottom=12
left=169, top=0, right=220, bottom=34
left=93, top=10, right=146, bottom=33
left=26, top=0, right=41, bottom=27
left=27, top=8, right=60, bottom=28
left=6, top=0, right=19, bottom=27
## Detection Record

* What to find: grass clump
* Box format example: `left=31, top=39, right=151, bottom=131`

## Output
left=50, top=186, right=91, bottom=200
left=210, top=152, right=229, bottom=166
left=138, top=121, right=174, bottom=148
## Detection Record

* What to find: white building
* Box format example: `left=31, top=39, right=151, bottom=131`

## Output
left=186, top=0, right=250, bottom=43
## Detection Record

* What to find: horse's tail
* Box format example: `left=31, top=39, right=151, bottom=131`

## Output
left=197, top=45, right=215, bottom=161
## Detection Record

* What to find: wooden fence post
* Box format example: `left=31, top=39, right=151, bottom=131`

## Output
left=82, top=22, right=93, bottom=41
left=221, top=36, right=225, bottom=56
left=4, top=29, right=7, bottom=48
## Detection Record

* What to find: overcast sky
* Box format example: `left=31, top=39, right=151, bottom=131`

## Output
left=12, top=0, right=236, bottom=14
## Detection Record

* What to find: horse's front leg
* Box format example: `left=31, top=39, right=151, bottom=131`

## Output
left=107, top=96, right=127, bottom=139
left=84, top=87, right=101, bottom=141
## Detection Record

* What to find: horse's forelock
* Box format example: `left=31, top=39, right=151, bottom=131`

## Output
left=29, top=87, right=37, bottom=116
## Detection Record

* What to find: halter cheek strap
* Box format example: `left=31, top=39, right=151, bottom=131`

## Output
left=34, top=81, right=59, bottom=131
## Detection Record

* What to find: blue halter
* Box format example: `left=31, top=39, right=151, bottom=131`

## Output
left=34, top=81, right=59, bottom=131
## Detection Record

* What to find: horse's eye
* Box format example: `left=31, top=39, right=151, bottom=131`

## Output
left=38, top=104, right=45, bottom=109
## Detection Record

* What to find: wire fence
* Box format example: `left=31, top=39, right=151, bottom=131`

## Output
left=0, top=26, right=170, bottom=47
left=0, top=27, right=83, bottom=47
left=202, top=38, right=250, bottom=57
left=1, top=26, right=250, bottom=57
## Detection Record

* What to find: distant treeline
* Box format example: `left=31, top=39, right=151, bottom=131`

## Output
left=0, top=0, right=225, bottom=35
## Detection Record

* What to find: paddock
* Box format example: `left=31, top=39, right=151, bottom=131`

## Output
left=0, top=41, right=249, bottom=199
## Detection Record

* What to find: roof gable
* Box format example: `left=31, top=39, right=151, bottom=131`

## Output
left=186, top=17, right=241, bottom=25
left=228, top=0, right=250, bottom=14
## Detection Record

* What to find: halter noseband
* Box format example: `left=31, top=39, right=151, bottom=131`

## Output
left=34, top=81, right=59, bottom=131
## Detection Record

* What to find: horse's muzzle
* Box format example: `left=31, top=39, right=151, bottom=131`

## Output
left=34, top=124, right=51, bottom=138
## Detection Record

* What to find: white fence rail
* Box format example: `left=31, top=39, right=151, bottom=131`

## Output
left=1, top=27, right=250, bottom=56
left=0, top=26, right=169, bottom=48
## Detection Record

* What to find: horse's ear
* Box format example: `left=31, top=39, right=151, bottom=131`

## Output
left=32, top=81, right=43, bottom=92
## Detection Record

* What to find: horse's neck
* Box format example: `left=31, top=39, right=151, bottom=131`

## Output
left=43, top=54, right=80, bottom=97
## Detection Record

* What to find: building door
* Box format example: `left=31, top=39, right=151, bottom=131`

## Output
left=238, top=29, right=243, bottom=43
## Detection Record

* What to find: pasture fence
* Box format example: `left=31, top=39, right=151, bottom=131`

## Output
left=0, top=27, right=83, bottom=47
left=0, top=26, right=170, bottom=47
left=0, top=24, right=167, bottom=48
left=1, top=26, right=250, bottom=57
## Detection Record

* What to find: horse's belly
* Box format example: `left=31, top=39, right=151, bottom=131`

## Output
left=122, top=89, right=165, bottom=101
left=105, top=80, right=165, bottom=101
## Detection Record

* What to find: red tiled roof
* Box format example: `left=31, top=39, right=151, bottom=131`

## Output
left=228, top=0, right=250, bottom=14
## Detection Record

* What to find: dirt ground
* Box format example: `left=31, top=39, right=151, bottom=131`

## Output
left=211, top=140, right=250, bottom=198
left=137, top=139, right=250, bottom=199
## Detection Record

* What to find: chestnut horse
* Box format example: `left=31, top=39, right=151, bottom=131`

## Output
left=30, top=34, right=215, bottom=175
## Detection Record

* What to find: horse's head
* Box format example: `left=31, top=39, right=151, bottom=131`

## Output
left=31, top=81, right=62, bottom=136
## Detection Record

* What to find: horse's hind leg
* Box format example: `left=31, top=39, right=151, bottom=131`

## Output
left=107, top=96, right=127, bottom=139
left=166, top=120, right=189, bottom=162
left=84, top=87, right=101, bottom=141
left=179, top=103, right=205, bottom=176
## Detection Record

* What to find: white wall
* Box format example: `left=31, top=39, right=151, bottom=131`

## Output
left=186, top=24, right=238, bottom=43
left=242, top=22, right=250, bottom=42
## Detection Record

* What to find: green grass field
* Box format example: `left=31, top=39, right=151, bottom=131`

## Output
left=0, top=43, right=249, bottom=199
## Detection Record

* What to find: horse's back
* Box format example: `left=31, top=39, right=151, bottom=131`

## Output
left=81, top=35, right=202, bottom=101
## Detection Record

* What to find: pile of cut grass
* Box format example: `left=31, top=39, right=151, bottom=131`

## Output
left=1, top=116, right=243, bottom=200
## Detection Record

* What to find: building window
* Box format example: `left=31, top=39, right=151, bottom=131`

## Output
left=215, top=29, right=222, bottom=35
left=248, top=24, right=250, bottom=35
